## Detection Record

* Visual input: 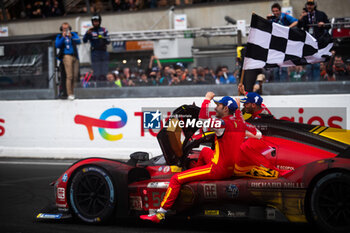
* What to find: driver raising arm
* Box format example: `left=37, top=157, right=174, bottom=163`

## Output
left=140, top=92, right=261, bottom=223
left=238, top=83, right=273, bottom=120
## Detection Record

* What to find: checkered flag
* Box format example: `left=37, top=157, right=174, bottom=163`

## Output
left=243, top=14, right=333, bottom=70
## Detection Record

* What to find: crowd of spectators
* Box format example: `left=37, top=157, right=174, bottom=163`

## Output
left=2, top=0, right=234, bottom=20
left=3, top=0, right=65, bottom=20
left=79, top=53, right=350, bottom=89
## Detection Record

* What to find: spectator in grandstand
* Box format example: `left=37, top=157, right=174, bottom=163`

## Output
left=222, top=65, right=236, bottom=84
left=214, top=66, right=235, bottom=84
left=113, top=0, right=127, bottom=11
left=203, top=67, right=215, bottom=84
left=159, top=65, right=173, bottom=85
left=214, top=66, right=223, bottom=84
left=32, top=1, right=44, bottom=18
left=148, top=55, right=162, bottom=76
left=331, top=55, right=348, bottom=80
left=174, top=64, right=191, bottom=84
left=170, top=71, right=181, bottom=85
left=253, top=74, right=265, bottom=95
left=190, top=67, right=202, bottom=84
left=138, top=73, right=153, bottom=86
left=106, top=72, right=117, bottom=87
left=122, top=67, right=137, bottom=86
left=289, top=66, right=306, bottom=82
left=148, top=0, right=157, bottom=8
left=267, top=3, right=298, bottom=83
left=298, top=0, right=330, bottom=81
left=43, top=0, right=53, bottom=17
left=0, top=8, right=11, bottom=20
left=126, top=0, right=138, bottom=11
left=24, top=4, right=33, bottom=18
left=55, top=22, right=81, bottom=100
left=93, top=0, right=105, bottom=13
left=51, top=0, right=63, bottom=17
left=83, top=14, right=110, bottom=81
left=320, top=62, right=335, bottom=81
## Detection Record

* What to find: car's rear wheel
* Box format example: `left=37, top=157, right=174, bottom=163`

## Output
left=69, top=166, right=116, bottom=223
left=309, top=172, right=350, bottom=233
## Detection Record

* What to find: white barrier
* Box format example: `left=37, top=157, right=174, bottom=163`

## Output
left=0, top=94, right=349, bottom=159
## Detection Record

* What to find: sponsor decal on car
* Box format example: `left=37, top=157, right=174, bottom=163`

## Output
left=147, top=182, right=170, bottom=189
left=226, top=184, right=239, bottom=198
left=163, top=166, right=170, bottom=173
left=36, top=213, right=63, bottom=219
left=249, top=181, right=305, bottom=189
left=227, top=211, right=247, bottom=218
left=203, top=184, right=217, bottom=199
left=276, top=165, right=295, bottom=171
left=170, top=166, right=182, bottom=173
left=62, top=173, right=68, bottom=182
left=57, top=187, right=65, bottom=200
left=205, top=210, right=220, bottom=216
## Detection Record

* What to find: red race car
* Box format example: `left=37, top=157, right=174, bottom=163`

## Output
left=36, top=104, right=350, bottom=233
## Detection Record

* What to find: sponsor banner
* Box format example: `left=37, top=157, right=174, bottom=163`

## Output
left=125, top=41, right=154, bottom=51
left=0, top=26, right=9, bottom=37
left=174, top=14, right=187, bottom=30
left=0, top=95, right=349, bottom=159
left=80, top=21, right=92, bottom=35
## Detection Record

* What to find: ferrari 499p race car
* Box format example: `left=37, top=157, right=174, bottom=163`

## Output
left=36, top=104, right=350, bottom=233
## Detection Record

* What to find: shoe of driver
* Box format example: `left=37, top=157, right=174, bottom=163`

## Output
left=140, top=213, right=165, bottom=223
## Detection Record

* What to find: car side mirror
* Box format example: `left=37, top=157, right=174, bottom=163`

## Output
left=130, top=151, right=149, bottom=161
left=128, top=151, right=149, bottom=166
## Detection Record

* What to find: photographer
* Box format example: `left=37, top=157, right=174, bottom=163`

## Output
left=298, top=0, right=330, bottom=81
left=83, top=14, right=110, bottom=81
left=55, top=22, right=81, bottom=100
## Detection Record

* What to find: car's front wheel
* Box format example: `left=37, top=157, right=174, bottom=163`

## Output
left=309, top=172, right=350, bottom=233
left=69, top=166, right=116, bottom=223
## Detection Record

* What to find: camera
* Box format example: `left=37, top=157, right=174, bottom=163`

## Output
left=66, top=29, right=70, bottom=34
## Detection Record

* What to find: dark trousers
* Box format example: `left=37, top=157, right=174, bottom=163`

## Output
left=91, top=50, right=109, bottom=81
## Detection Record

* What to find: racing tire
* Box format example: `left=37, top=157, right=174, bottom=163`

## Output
left=309, top=172, right=350, bottom=233
left=69, top=166, right=116, bottom=223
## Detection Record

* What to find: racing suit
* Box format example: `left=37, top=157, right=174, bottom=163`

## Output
left=160, top=99, right=259, bottom=210
left=250, top=103, right=273, bottom=119
left=83, top=26, right=110, bottom=80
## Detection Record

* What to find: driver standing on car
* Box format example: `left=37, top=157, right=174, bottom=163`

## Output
left=140, top=92, right=262, bottom=223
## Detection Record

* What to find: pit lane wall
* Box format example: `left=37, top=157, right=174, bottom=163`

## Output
left=0, top=94, right=349, bottom=159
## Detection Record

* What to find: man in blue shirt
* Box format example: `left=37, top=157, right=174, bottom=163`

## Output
left=221, top=65, right=236, bottom=84
left=267, top=3, right=298, bottom=82
left=268, top=3, right=298, bottom=28
left=55, top=22, right=81, bottom=100
left=83, top=14, right=110, bottom=81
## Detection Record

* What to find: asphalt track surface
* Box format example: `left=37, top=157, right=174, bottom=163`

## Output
left=0, top=158, right=315, bottom=233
